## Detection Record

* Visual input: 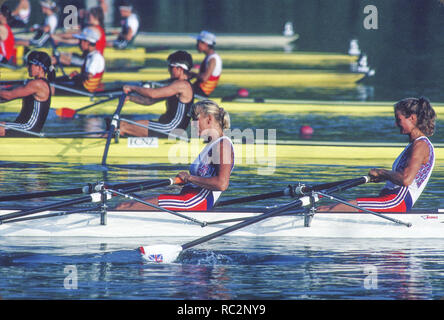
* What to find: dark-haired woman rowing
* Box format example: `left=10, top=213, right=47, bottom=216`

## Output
left=119, top=50, right=194, bottom=137
left=0, top=51, right=54, bottom=137
left=320, top=97, right=436, bottom=213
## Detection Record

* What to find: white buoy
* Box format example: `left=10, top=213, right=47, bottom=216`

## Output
left=357, top=54, right=370, bottom=73
left=348, top=39, right=361, bottom=56
left=283, top=21, right=294, bottom=37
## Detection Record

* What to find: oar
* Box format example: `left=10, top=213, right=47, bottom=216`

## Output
left=215, top=178, right=366, bottom=207
left=0, top=80, right=27, bottom=86
left=294, top=177, right=371, bottom=195
left=215, top=185, right=294, bottom=207
left=0, top=184, right=98, bottom=202
left=136, top=80, right=207, bottom=100
left=0, top=62, right=21, bottom=70
left=139, top=176, right=370, bottom=263
left=0, top=178, right=180, bottom=223
left=0, top=123, right=45, bottom=137
left=316, top=190, right=412, bottom=227
left=0, top=206, right=102, bottom=224
left=0, top=179, right=165, bottom=202
left=55, top=95, right=120, bottom=119
left=51, top=83, right=95, bottom=97
left=101, top=93, right=127, bottom=166
left=108, top=186, right=206, bottom=227
left=0, top=194, right=96, bottom=224
left=50, top=37, right=67, bottom=77
left=51, top=82, right=124, bottom=99
left=0, top=123, right=108, bottom=138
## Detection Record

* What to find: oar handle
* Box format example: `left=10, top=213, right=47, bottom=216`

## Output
left=0, top=178, right=178, bottom=203
left=0, top=178, right=181, bottom=223
left=111, top=178, right=178, bottom=194
left=0, top=195, right=94, bottom=223
left=295, top=176, right=370, bottom=195
left=174, top=177, right=185, bottom=185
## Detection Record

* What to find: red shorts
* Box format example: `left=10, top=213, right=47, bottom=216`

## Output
left=356, top=188, right=412, bottom=213
left=158, top=188, right=214, bottom=211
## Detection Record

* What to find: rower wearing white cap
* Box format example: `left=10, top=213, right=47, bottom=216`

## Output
left=190, top=30, right=222, bottom=97
left=109, top=2, right=139, bottom=49
left=66, top=27, right=105, bottom=93
left=52, top=7, right=106, bottom=67
left=16, top=0, right=58, bottom=48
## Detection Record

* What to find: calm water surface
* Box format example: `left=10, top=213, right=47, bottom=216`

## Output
left=1, top=237, right=444, bottom=300
left=0, top=161, right=443, bottom=300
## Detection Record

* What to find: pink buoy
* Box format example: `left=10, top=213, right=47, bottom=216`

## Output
left=237, top=88, right=249, bottom=97
left=299, top=125, right=314, bottom=139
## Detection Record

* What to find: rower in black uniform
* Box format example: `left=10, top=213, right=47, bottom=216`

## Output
left=0, top=51, right=54, bottom=137
left=119, top=50, right=194, bottom=137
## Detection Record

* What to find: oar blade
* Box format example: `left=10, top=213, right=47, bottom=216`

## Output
left=55, top=108, right=76, bottom=119
left=139, top=244, right=182, bottom=264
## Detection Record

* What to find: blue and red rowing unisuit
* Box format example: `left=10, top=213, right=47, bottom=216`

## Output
left=158, top=136, right=234, bottom=211
left=357, top=136, right=435, bottom=212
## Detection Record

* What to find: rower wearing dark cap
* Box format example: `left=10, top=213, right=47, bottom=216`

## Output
left=0, top=51, right=54, bottom=137
left=119, top=50, right=194, bottom=137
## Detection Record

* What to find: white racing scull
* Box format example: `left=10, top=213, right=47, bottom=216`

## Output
left=0, top=177, right=442, bottom=258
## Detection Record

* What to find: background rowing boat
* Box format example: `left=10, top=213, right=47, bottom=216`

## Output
left=2, top=137, right=442, bottom=165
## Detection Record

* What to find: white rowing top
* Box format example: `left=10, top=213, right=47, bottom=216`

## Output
left=45, top=13, right=58, bottom=34
left=385, top=136, right=435, bottom=205
left=188, top=136, right=234, bottom=203
left=205, top=53, right=222, bottom=77
left=84, top=50, right=105, bottom=76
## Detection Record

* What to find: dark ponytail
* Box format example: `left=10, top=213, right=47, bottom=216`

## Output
left=394, top=97, right=436, bottom=136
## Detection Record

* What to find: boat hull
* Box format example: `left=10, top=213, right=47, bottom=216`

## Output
left=0, top=67, right=365, bottom=88
left=0, top=209, right=443, bottom=239
left=14, top=32, right=299, bottom=52
left=3, top=137, right=442, bottom=166
left=2, top=97, right=443, bottom=117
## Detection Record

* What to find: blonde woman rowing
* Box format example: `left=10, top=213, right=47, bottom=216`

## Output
left=117, top=100, right=235, bottom=211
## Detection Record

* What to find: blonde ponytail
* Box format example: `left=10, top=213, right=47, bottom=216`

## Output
left=192, top=100, right=231, bottom=130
